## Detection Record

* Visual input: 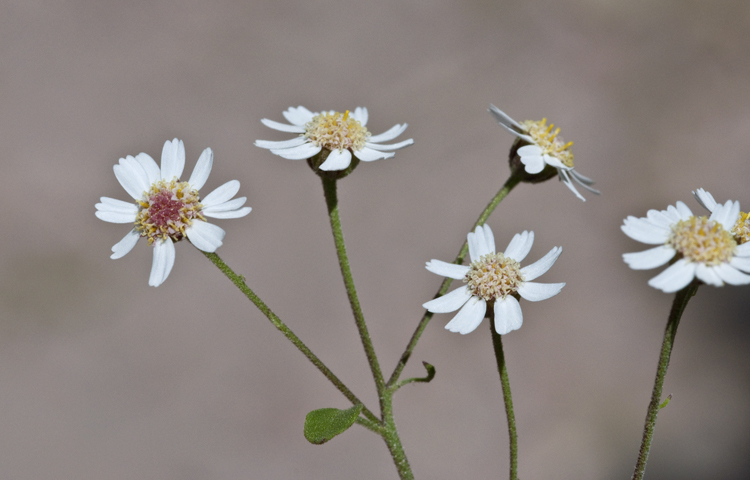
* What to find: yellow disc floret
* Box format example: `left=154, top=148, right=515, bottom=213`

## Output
left=519, top=118, right=574, bottom=168
left=304, top=110, right=370, bottom=152
left=464, top=253, right=525, bottom=301
left=731, top=211, right=750, bottom=245
left=135, top=179, right=204, bottom=245
left=668, top=216, right=737, bottom=265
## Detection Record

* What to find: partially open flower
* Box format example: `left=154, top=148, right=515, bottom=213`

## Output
left=622, top=196, right=750, bottom=292
left=96, top=139, right=252, bottom=287
left=255, top=106, right=413, bottom=174
left=488, top=104, right=599, bottom=201
left=693, top=188, right=750, bottom=244
left=423, top=225, right=564, bottom=335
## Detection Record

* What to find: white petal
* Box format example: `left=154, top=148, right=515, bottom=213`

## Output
left=488, top=104, right=522, bottom=130
left=202, top=180, right=240, bottom=208
left=135, top=153, right=160, bottom=184
left=260, top=118, right=306, bottom=133
left=569, top=169, right=595, bottom=186
left=520, top=154, right=545, bottom=174
left=493, top=296, right=523, bottom=335
left=559, top=169, right=586, bottom=202
left=113, top=164, right=147, bottom=201
left=444, top=297, right=487, bottom=334
left=353, top=147, right=394, bottom=162
left=496, top=121, right=533, bottom=142
left=270, top=143, right=321, bottom=160
left=352, top=107, right=368, bottom=126
left=646, top=209, right=674, bottom=228
left=674, top=201, right=693, bottom=220
left=692, top=188, right=718, bottom=212
left=425, top=259, right=470, bottom=280
left=202, top=196, right=247, bottom=213
left=186, top=220, right=226, bottom=252
left=473, top=226, right=491, bottom=257
left=119, top=156, right=151, bottom=192
left=319, top=149, right=352, bottom=171
left=664, top=205, right=682, bottom=223
left=282, top=106, right=315, bottom=126
left=160, top=138, right=185, bottom=180
left=423, top=286, right=472, bottom=313
left=254, top=137, right=308, bottom=150
left=521, top=246, right=562, bottom=281
left=149, top=239, right=176, bottom=287
left=569, top=171, right=601, bottom=195
left=482, top=224, right=496, bottom=253
left=203, top=207, right=252, bottom=219
left=517, top=282, right=565, bottom=302
left=736, top=242, right=750, bottom=256
left=504, top=231, right=534, bottom=262
left=187, top=148, right=213, bottom=191
left=365, top=138, right=414, bottom=151
left=622, top=245, right=676, bottom=270
left=466, top=229, right=483, bottom=262
left=96, top=197, right=138, bottom=214
left=730, top=256, right=750, bottom=272
left=647, top=259, right=697, bottom=293
left=544, top=155, right=570, bottom=171
left=95, top=210, right=137, bottom=223
left=695, top=263, right=723, bottom=287
left=714, top=263, right=750, bottom=285
left=110, top=229, right=140, bottom=259
left=709, top=200, right=740, bottom=231
left=368, top=124, right=408, bottom=143
left=621, top=217, right=671, bottom=244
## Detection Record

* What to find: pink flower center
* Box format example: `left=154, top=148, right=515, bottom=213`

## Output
left=135, top=179, right=204, bottom=244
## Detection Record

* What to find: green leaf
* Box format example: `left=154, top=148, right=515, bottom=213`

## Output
left=304, top=404, right=363, bottom=445
left=659, top=394, right=673, bottom=410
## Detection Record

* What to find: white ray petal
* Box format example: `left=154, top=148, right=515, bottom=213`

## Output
left=736, top=242, right=750, bottom=256
left=709, top=200, right=739, bottom=231
left=473, top=226, right=491, bottom=257
left=425, top=259, right=470, bottom=280
left=559, top=169, right=586, bottom=201
left=202, top=180, right=240, bottom=208
left=730, top=256, right=750, bottom=272
left=444, top=297, right=487, bottom=334
left=95, top=210, right=138, bottom=223
left=254, top=137, right=308, bottom=149
left=518, top=282, right=565, bottom=302
left=202, top=207, right=252, bottom=219
left=570, top=169, right=596, bottom=186
left=646, top=209, right=674, bottom=228
left=365, top=138, right=414, bottom=151
left=260, top=118, right=306, bottom=133
left=494, top=296, right=523, bottom=335
left=188, top=148, right=213, bottom=191
left=352, top=107, right=368, bottom=126
left=282, top=106, right=315, bottom=126
left=423, top=286, right=472, bottom=313
left=353, top=147, right=394, bottom=162
left=113, top=164, right=146, bottom=201
left=622, top=245, right=676, bottom=270
left=488, top=104, right=522, bottom=129
left=368, top=124, right=408, bottom=143
left=160, top=138, right=185, bottom=181
left=186, top=220, right=225, bottom=252
left=110, top=229, right=140, bottom=259
left=202, top=196, right=247, bottom=213
left=96, top=197, right=138, bottom=214
left=319, top=149, right=352, bottom=171
left=270, top=142, right=321, bottom=160
left=482, top=224, right=496, bottom=253
left=692, top=188, right=718, bottom=212
left=504, top=231, right=534, bottom=262
left=695, top=263, right=723, bottom=286
left=648, top=259, right=697, bottom=293
left=674, top=201, right=693, bottom=220
left=149, top=239, right=176, bottom=287
left=521, top=246, right=562, bottom=281
left=714, top=263, right=750, bottom=285
left=621, top=217, right=670, bottom=244
left=135, top=153, right=160, bottom=184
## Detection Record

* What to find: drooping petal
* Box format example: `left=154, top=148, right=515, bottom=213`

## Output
left=160, top=138, right=185, bottom=181
left=365, top=138, right=414, bottom=151
left=493, top=296, right=523, bottom=335
left=149, top=239, right=176, bottom=287
left=254, top=137, right=308, bottom=150
left=496, top=121, right=534, bottom=143
left=558, top=169, right=586, bottom=202
left=569, top=170, right=601, bottom=195
left=692, top=188, right=718, bottom=212
left=188, top=148, right=213, bottom=191
left=353, top=147, right=394, bottom=162
left=319, top=149, right=352, bottom=171
left=444, top=297, right=487, bottom=334
left=185, top=220, right=225, bottom=252
left=425, top=259, right=470, bottom=280
left=714, top=263, right=750, bottom=285
left=621, top=217, right=671, bottom=244
left=202, top=180, right=240, bottom=208
left=521, top=246, right=562, bottom=280
left=504, top=230, right=534, bottom=262
left=695, top=263, right=723, bottom=286
left=622, top=245, right=676, bottom=270
left=368, top=124, right=408, bottom=143
left=647, top=259, right=697, bottom=293
left=352, top=107, right=368, bottom=126
left=544, top=155, right=570, bottom=171
left=202, top=207, right=252, bottom=219
left=282, top=106, right=316, bottom=126
left=517, top=281, right=565, bottom=302
left=110, top=229, right=140, bottom=259
left=135, top=153, right=160, bottom=184
left=260, top=118, right=306, bottom=133
left=422, top=286, right=472, bottom=313
left=488, top=104, right=523, bottom=130
left=270, top=142, right=321, bottom=160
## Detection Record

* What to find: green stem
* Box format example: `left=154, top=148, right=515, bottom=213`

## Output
left=489, top=309, right=518, bottom=480
left=387, top=171, right=522, bottom=387
left=631, top=282, right=699, bottom=480
left=201, top=250, right=380, bottom=424
left=321, top=176, right=413, bottom=479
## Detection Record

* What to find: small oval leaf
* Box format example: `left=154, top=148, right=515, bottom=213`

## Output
left=304, top=404, right=363, bottom=445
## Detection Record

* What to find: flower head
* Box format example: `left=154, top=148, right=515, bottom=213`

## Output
left=423, top=225, right=565, bottom=335
left=693, top=188, right=750, bottom=244
left=255, top=106, right=413, bottom=172
left=95, top=139, right=252, bottom=287
left=621, top=195, right=750, bottom=292
left=488, top=104, right=599, bottom=201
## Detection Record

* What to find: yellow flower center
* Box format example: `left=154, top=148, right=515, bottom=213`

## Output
left=731, top=211, right=750, bottom=244
left=519, top=118, right=574, bottom=168
left=464, top=253, right=525, bottom=301
left=304, top=110, right=370, bottom=152
left=135, top=179, right=204, bottom=245
left=667, top=216, right=736, bottom=265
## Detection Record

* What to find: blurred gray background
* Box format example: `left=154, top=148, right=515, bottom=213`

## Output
left=1, top=0, right=750, bottom=478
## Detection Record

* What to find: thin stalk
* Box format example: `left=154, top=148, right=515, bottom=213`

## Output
left=202, top=250, right=380, bottom=424
left=387, top=171, right=522, bottom=387
left=381, top=392, right=414, bottom=480
left=489, top=309, right=518, bottom=480
left=631, top=282, right=699, bottom=480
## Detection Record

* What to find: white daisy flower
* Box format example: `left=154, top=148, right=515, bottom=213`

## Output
left=254, top=106, right=413, bottom=171
left=621, top=197, right=750, bottom=293
left=95, top=139, right=252, bottom=287
left=422, top=225, right=565, bottom=335
left=488, top=104, right=599, bottom=202
left=693, top=188, right=750, bottom=244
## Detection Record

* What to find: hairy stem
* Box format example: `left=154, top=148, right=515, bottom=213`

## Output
left=490, top=310, right=518, bottom=480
